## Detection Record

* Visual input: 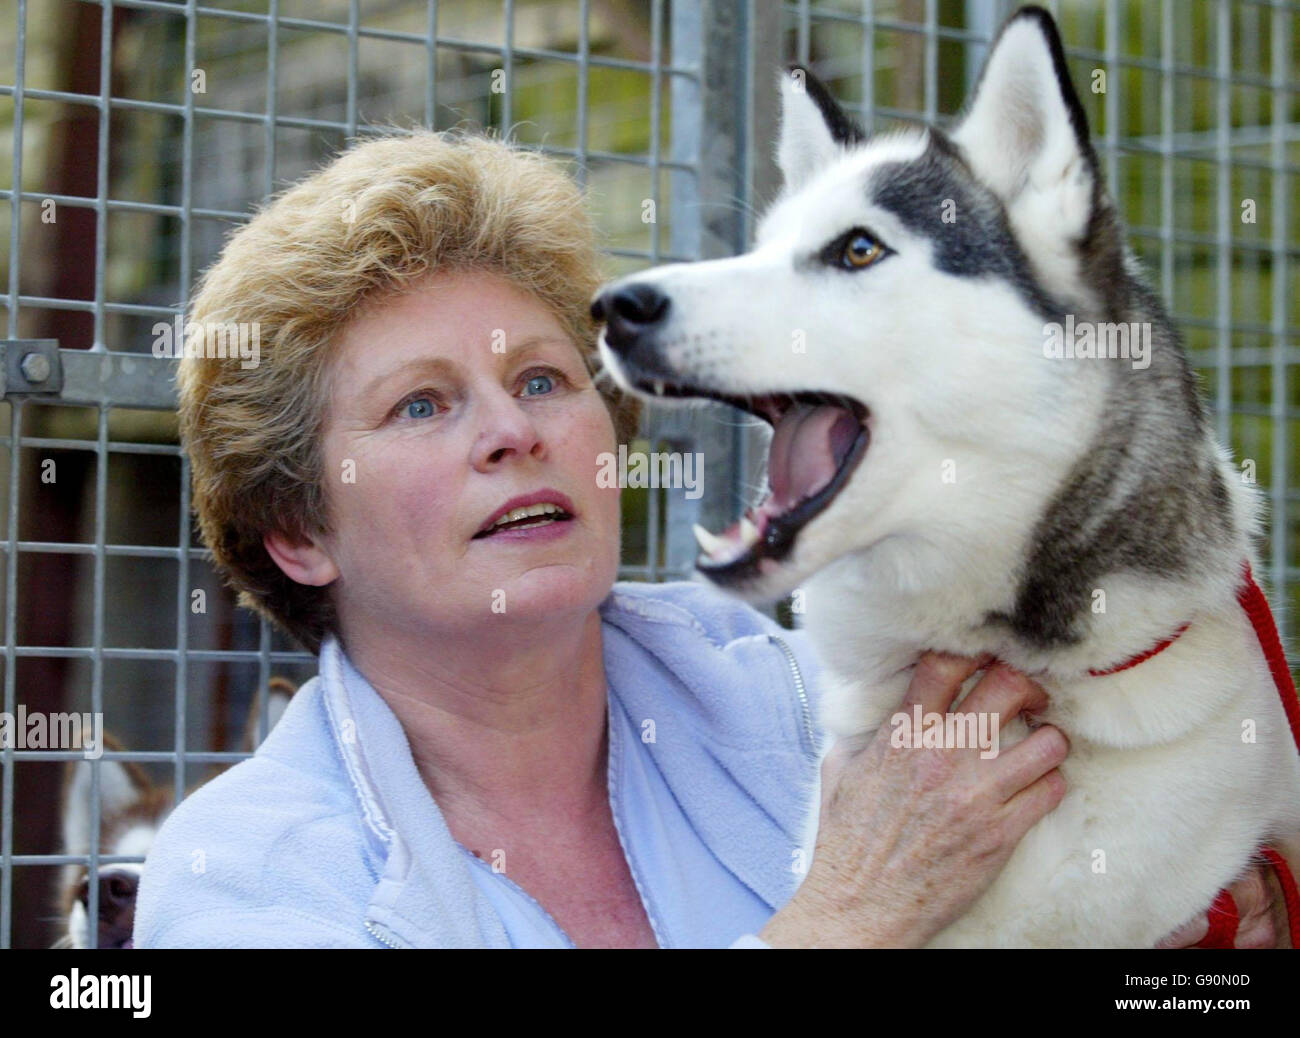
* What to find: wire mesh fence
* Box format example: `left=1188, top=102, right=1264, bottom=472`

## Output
left=0, top=0, right=1295, bottom=948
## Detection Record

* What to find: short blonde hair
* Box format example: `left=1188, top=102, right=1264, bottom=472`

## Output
left=178, top=127, right=640, bottom=654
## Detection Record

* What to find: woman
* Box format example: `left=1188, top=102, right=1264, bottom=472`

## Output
left=133, top=127, right=1282, bottom=948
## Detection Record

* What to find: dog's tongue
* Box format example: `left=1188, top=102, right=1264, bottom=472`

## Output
left=768, top=403, right=860, bottom=510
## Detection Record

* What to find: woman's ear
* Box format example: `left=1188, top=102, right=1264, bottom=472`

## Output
left=263, top=529, right=340, bottom=587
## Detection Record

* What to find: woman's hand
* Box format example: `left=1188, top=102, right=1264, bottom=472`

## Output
left=759, top=652, right=1068, bottom=948
left=1155, top=864, right=1283, bottom=948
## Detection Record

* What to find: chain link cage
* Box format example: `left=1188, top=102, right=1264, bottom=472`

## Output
left=0, top=0, right=1295, bottom=947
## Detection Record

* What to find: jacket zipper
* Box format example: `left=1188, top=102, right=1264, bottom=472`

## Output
left=768, top=634, right=817, bottom=761
left=365, top=919, right=404, bottom=948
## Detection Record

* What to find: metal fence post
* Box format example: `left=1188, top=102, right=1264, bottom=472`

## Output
left=657, top=0, right=783, bottom=582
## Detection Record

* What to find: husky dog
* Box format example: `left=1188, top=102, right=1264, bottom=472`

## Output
left=591, top=6, right=1300, bottom=946
left=54, top=730, right=169, bottom=949
left=53, top=679, right=295, bottom=949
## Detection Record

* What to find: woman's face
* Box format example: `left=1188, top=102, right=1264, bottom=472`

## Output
left=295, top=268, right=622, bottom=642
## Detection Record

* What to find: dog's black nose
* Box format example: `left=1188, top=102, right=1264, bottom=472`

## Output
left=97, top=872, right=139, bottom=948
left=590, top=283, right=670, bottom=348
left=101, top=871, right=137, bottom=909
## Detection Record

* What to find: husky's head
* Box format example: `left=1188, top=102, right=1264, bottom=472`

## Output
left=593, top=5, right=1136, bottom=605
left=55, top=733, right=170, bottom=949
left=53, top=681, right=295, bottom=948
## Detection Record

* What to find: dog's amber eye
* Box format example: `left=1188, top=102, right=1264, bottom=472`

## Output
left=842, top=233, right=884, bottom=269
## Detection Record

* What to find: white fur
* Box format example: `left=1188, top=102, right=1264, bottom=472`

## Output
left=774, top=67, right=848, bottom=197
left=61, top=757, right=142, bottom=858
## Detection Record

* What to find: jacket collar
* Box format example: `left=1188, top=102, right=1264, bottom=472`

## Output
left=596, top=586, right=814, bottom=910
left=318, top=636, right=511, bottom=948
left=316, top=585, right=813, bottom=947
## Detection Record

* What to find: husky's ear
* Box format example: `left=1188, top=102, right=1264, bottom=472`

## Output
left=60, top=732, right=148, bottom=853
left=240, top=676, right=296, bottom=751
left=776, top=64, right=866, bottom=194
left=950, top=6, right=1100, bottom=236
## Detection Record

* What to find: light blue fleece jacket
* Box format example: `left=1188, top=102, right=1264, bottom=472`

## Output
left=133, top=578, right=830, bottom=948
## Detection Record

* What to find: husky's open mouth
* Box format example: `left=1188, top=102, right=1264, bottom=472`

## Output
left=635, top=379, right=870, bottom=583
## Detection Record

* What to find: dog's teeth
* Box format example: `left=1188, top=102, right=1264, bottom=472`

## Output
left=653, top=379, right=665, bottom=396
left=739, top=515, right=760, bottom=545
left=693, top=522, right=727, bottom=558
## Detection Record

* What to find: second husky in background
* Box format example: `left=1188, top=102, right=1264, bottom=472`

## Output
left=54, top=678, right=296, bottom=949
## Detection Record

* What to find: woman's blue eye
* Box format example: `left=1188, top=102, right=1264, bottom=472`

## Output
left=524, top=373, right=555, bottom=396
left=404, top=397, right=435, bottom=419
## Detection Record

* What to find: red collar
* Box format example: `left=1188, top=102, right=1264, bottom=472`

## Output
left=1088, top=621, right=1191, bottom=677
